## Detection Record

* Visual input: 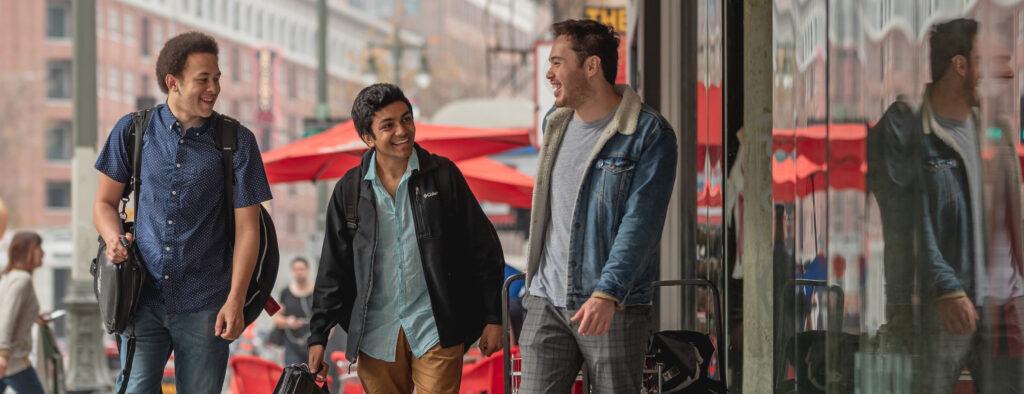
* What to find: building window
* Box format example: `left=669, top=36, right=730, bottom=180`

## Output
left=46, top=0, right=72, bottom=38
left=153, top=23, right=164, bottom=51
left=47, top=60, right=72, bottom=99
left=404, top=0, right=420, bottom=15
left=124, top=72, right=135, bottom=104
left=140, top=17, right=150, bottom=56
left=46, top=181, right=71, bottom=209
left=232, top=47, right=241, bottom=83
left=46, top=122, right=72, bottom=161
left=108, top=8, right=120, bottom=39
left=108, top=68, right=120, bottom=100
left=123, top=13, right=135, bottom=43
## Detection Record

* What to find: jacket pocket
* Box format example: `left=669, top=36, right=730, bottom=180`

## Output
left=923, top=157, right=962, bottom=207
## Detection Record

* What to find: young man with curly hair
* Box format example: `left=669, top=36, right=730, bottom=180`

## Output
left=93, top=31, right=272, bottom=393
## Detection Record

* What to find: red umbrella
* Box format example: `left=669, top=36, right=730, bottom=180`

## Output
left=457, top=157, right=534, bottom=209
left=262, top=120, right=531, bottom=184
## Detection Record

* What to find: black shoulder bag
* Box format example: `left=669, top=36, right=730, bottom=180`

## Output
left=90, top=108, right=153, bottom=394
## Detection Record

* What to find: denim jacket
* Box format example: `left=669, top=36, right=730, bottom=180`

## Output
left=915, top=93, right=985, bottom=303
left=525, top=84, right=678, bottom=308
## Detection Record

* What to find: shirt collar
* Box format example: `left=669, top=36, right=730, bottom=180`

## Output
left=157, top=103, right=217, bottom=134
left=364, top=150, right=420, bottom=182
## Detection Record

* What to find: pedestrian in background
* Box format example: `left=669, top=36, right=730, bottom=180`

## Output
left=0, top=231, right=48, bottom=393
left=273, top=257, right=315, bottom=366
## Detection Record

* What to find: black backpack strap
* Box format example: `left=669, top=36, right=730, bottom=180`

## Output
left=214, top=115, right=240, bottom=238
left=342, top=169, right=361, bottom=238
left=117, top=108, right=151, bottom=394
left=121, top=109, right=153, bottom=221
left=117, top=325, right=137, bottom=394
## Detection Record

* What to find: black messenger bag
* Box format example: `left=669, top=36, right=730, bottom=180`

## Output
left=273, top=364, right=330, bottom=394
left=90, top=108, right=154, bottom=394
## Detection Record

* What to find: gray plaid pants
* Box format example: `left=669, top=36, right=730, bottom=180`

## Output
left=519, top=295, right=652, bottom=394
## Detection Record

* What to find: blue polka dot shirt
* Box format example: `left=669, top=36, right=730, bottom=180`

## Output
left=95, top=104, right=273, bottom=314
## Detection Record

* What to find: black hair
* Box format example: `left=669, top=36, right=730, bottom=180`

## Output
left=552, top=19, right=621, bottom=84
left=155, top=31, right=219, bottom=94
left=351, top=83, right=413, bottom=140
left=929, top=18, right=979, bottom=82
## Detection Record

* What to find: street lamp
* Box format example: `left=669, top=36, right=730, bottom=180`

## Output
left=362, top=27, right=431, bottom=88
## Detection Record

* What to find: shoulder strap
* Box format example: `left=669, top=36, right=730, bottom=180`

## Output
left=342, top=170, right=361, bottom=238
left=124, top=108, right=153, bottom=221
left=215, top=115, right=240, bottom=238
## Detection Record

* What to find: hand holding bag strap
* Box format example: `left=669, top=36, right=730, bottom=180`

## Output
left=115, top=108, right=151, bottom=394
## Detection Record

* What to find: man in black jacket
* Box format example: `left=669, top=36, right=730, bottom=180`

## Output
left=307, top=83, right=505, bottom=393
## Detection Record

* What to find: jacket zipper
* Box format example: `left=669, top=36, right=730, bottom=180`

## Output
left=355, top=179, right=377, bottom=358
left=413, top=185, right=427, bottom=238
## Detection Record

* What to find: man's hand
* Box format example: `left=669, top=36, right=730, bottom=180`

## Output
left=478, top=324, right=504, bottom=356
left=287, top=316, right=306, bottom=330
left=570, top=297, right=616, bottom=336
left=104, top=233, right=133, bottom=264
left=215, top=298, right=245, bottom=340
left=36, top=313, right=48, bottom=326
left=0, top=355, right=8, bottom=377
left=307, top=345, right=330, bottom=383
left=937, top=296, right=978, bottom=335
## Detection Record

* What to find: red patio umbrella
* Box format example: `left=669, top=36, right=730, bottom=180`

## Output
left=262, top=120, right=531, bottom=184
left=457, top=157, right=534, bottom=209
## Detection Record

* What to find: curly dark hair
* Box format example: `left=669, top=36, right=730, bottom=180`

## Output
left=351, top=83, right=413, bottom=140
left=155, top=31, right=219, bottom=94
left=929, top=18, right=978, bottom=82
left=552, top=19, right=620, bottom=84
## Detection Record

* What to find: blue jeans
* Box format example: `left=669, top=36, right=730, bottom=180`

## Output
left=0, top=366, right=45, bottom=393
left=116, top=304, right=230, bottom=394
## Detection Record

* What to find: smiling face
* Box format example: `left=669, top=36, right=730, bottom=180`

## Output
left=166, top=53, right=221, bottom=124
left=547, top=35, right=592, bottom=109
left=361, top=101, right=416, bottom=163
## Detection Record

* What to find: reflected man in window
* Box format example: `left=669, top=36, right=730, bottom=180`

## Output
left=914, top=18, right=1024, bottom=393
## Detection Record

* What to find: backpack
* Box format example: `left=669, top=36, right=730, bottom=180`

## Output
left=212, top=114, right=281, bottom=326
left=339, top=152, right=451, bottom=237
left=93, top=109, right=280, bottom=394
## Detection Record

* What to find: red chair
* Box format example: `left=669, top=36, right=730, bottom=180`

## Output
left=229, top=354, right=283, bottom=394
left=460, top=347, right=519, bottom=394
left=331, top=351, right=364, bottom=394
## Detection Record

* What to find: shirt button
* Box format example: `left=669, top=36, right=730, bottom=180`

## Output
left=167, top=220, right=173, bottom=225
left=179, top=139, right=184, bottom=144
left=574, top=223, right=581, bottom=229
left=569, top=301, right=576, bottom=308
left=570, top=261, right=577, bottom=267
left=176, top=163, right=181, bottom=168
left=165, top=247, right=170, bottom=252
left=163, top=275, right=169, bottom=279
left=171, top=190, right=177, bottom=195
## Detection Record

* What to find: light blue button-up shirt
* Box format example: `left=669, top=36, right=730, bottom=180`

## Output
left=360, top=152, right=440, bottom=361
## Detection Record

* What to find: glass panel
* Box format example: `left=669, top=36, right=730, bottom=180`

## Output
left=770, top=0, right=1024, bottom=392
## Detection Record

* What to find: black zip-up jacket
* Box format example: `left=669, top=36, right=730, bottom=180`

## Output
left=308, top=145, right=505, bottom=361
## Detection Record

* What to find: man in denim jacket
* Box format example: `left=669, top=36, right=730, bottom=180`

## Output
left=912, top=19, right=1024, bottom=392
left=519, top=19, right=678, bottom=393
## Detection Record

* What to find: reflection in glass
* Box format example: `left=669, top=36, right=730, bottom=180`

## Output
left=763, top=0, right=1024, bottom=392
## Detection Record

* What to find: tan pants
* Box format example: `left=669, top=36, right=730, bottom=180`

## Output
left=357, top=328, right=464, bottom=394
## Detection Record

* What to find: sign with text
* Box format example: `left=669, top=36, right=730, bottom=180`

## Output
left=584, top=7, right=628, bottom=84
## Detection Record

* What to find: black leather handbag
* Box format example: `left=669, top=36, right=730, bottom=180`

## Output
left=89, top=109, right=153, bottom=394
left=273, top=364, right=330, bottom=394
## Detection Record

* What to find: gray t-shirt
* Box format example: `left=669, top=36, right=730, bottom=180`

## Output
left=935, top=115, right=987, bottom=304
left=530, top=109, right=617, bottom=307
